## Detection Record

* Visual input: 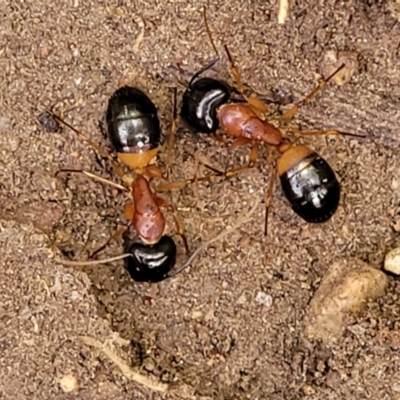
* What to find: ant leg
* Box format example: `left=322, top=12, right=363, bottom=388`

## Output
left=209, top=135, right=253, bottom=151
left=200, top=139, right=257, bottom=178
left=90, top=225, right=129, bottom=259
left=289, top=127, right=366, bottom=139
left=49, top=112, right=125, bottom=177
left=153, top=143, right=259, bottom=192
left=278, top=64, right=346, bottom=121
left=144, top=165, right=164, bottom=179
left=188, top=57, right=220, bottom=87
left=155, top=197, right=190, bottom=255
left=231, top=137, right=252, bottom=147
left=152, top=175, right=218, bottom=192
left=123, top=201, right=135, bottom=221
left=210, top=133, right=228, bottom=146
left=223, top=45, right=245, bottom=95
left=222, top=142, right=259, bottom=177
left=208, top=140, right=259, bottom=177
left=171, top=213, right=190, bottom=255
left=56, top=169, right=128, bottom=192
left=90, top=201, right=135, bottom=259
left=203, top=6, right=220, bottom=58
left=223, top=45, right=269, bottom=118
left=202, top=6, right=269, bottom=118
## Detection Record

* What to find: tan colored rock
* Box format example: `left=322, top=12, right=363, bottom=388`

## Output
left=304, top=259, right=388, bottom=345
left=58, top=374, right=79, bottom=393
left=384, top=247, right=400, bottom=275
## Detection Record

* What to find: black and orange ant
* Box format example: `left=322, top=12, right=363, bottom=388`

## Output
left=50, top=87, right=202, bottom=282
left=160, top=7, right=364, bottom=236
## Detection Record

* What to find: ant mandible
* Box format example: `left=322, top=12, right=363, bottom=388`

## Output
left=162, top=6, right=364, bottom=236
left=50, top=87, right=195, bottom=282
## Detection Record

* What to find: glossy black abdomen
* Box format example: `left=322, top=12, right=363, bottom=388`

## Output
left=180, top=77, right=231, bottom=133
left=280, top=155, right=340, bottom=223
left=106, top=86, right=161, bottom=154
left=124, top=235, right=177, bottom=282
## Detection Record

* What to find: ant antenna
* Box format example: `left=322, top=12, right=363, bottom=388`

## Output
left=188, top=57, right=220, bottom=87
left=203, top=6, right=220, bottom=58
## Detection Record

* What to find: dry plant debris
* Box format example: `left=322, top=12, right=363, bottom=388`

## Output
left=79, top=336, right=169, bottom=393
left=133, top=16, right=146, bottom=51
left=278, top=0, right=289, bottom=24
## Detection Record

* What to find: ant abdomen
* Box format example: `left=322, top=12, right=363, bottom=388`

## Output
left=124, top=235, right=177, bottom=282
left=106, top=86, right=161, bottom=154
left=278, top=145, right=340, bottom=223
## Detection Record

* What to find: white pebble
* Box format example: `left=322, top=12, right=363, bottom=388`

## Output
left=237, top=293, right=247, bottom=304
left=384, top=247, right=400, bottom=275
left=70, top=291, right=80, bottom=301
left=391, top=178, right=400, bottom=191
left=255, top=291, right=273, bottom=307
left=58, top=374, right=79, bottom=393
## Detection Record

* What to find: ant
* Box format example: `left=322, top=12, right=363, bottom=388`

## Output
left=160, top=7, right=365, bottom=235
left=50, top=86, right=199, bottom=283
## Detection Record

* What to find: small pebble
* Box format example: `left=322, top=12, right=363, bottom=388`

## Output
left=237, top=293, right=247, bottom=304
left=37, top=111, right=60, bottom=133
left=58, top=374, right=79, bottom=393
left=384, top=247, right=400, bottom=275
left=0, top=116, right=9, bottom=132
left=391, top=177, right=400, bottom=191
left=255, top=291, right=273, bottom=307
left=191, top=310, right=203, bottom=319
left=143, top=357, right=155, bottom=372
left=304, top=258, right=388, bottom=344
left=392, top=381, right=400, bottom=393
left=8, top=137, right=20, bottom=152
left=70, top=291, right=80, bottom=301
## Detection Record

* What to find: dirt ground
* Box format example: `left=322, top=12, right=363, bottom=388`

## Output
left=1, top=0, right=400, bottom=399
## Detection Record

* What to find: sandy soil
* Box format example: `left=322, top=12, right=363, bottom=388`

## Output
left=1, top=0, right=400, bottom=399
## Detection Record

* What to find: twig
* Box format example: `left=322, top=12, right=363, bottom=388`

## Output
left=278, top=0, right=289, bottom=24
left=133, top=16, right=145, bottom=52
left=54, top=253, right=133, bottom=266
left=169, top=201, right=259, bottom=277
left=79, top=336, right=168, bottom=393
